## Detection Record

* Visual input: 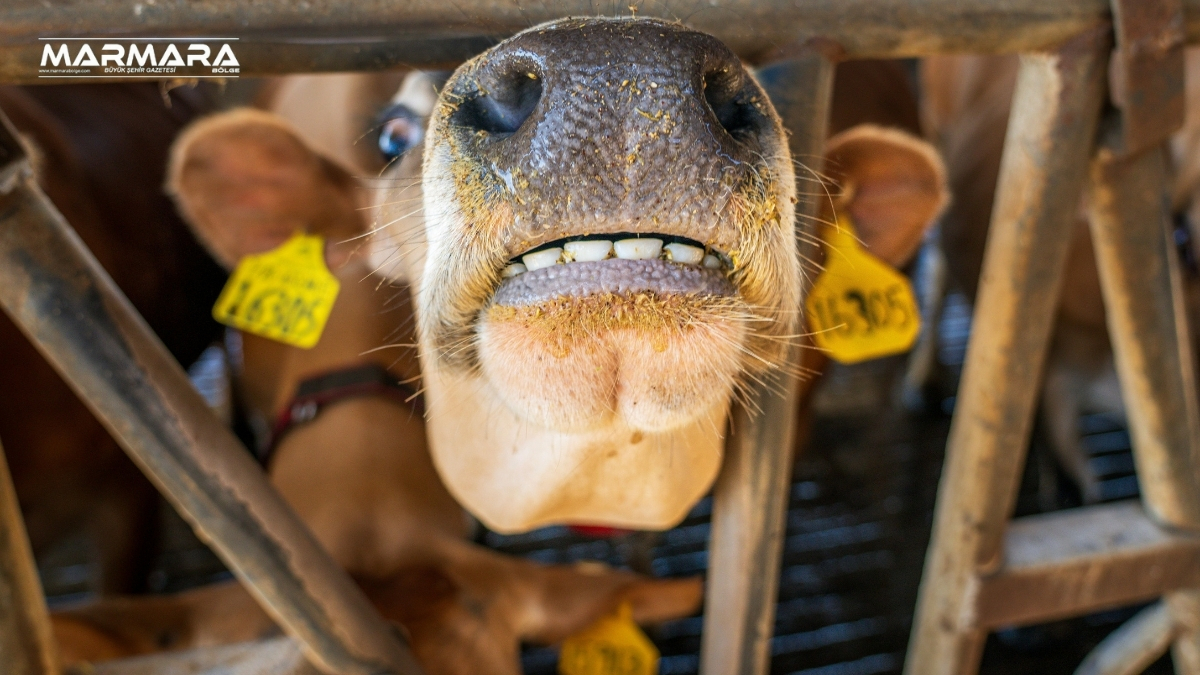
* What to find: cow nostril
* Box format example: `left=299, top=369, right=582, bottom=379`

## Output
left=452, top=70, right=543, bottom=136
left=703, top=69, right=760, bottom=141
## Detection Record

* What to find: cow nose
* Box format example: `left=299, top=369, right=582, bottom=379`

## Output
left=448, top=18, right=766, bottom=147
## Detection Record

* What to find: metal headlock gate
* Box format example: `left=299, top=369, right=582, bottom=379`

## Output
left=2, top=1, right=1200, bottom=674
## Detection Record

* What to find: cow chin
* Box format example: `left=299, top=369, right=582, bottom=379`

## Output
left=477, top=292, right=748, bottom=433
left=418, top=356, right=729, bottom=533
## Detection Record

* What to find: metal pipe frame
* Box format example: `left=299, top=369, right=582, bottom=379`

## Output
left=0, top=438, right=59, bottom=675
left=5, top=0, right=1200, bottom=83
left=2, top=2, right=1200, bottom=674
left=0, top=112, right=422, bottom=675
left=1074, top=602, right=1176, bottom=675
left=905, top=26, right=1111, bottom=675
left=699, top=49, right=835, bottom=675
left=1087, top=120, right=1200, bottom=675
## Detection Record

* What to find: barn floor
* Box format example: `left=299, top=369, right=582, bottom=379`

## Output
left=36, top=289, right=1176, bottom=674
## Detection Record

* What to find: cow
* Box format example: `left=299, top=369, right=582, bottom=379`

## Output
left=371, top=18, right=949, bottom=533
left=49, top=18, right=949, bottom=672
left=0, top=84, right=227, bottom=594
left=50, top=107, right=703, bottom=675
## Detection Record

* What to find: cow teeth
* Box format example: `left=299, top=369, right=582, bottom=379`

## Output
left=522, top=248, right=563, bottom=271
left=563, top=240, right=613, bottom=262
left=663, top=242, right=705, bottom=265
left=702, top=254, right=723, bottom=270
left=614, top=238, right=663, bottom=260
left=503, top=262, right=527, bottom=277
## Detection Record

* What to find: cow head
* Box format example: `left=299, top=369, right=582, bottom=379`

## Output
left=374, top=20, right=947, bottom=533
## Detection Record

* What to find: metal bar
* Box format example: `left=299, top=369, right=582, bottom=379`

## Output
left=0, top=438, right=59, bottom=675
left=0, top=113, right=421, bottom=675
left=904, top=27, right=1111, bottom=675
left=1109, top=0, right=1186, bottom=154
left=1168, top=590, right=1200, bottom=674
left=1086, top=125, right=1200, bottom=675
left=1074, top=602, right=1175, bottom=675
left=1087, top=133, right=1200, bottom=531
left=974, top=501, right=1200, bottom=628
left=0, top=0, right=1149, bottom=83
left=698, top=50, right=834, bottom=675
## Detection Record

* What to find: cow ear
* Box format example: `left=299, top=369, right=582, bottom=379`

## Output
left=822, top=124, right=949, bottom=267
left=167, top=108, right=365, bottom=271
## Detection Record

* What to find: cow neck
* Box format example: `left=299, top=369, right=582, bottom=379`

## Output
left=237, top=259, right=422, bottom=441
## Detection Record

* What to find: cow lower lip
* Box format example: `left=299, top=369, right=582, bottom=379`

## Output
left=491, top=258, right=736, bottom=307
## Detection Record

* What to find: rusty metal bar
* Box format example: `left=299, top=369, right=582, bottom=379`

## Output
left=698, top=50, right=834, bottom=675
left=1087, top=135, right=1200, bottom=532
left=1088, top=125, right=1200, bottom=675
left=0, top=437, right=59, bottom=675
left=0, top=112, right=421, bottom=675
left=0, top=0, right=1169, bottom=83
left=1168, top=590, right=1200, bottom=672
left=974, top=501, right=1200, bottom=628
left=1074, top=601, right=1175, bottom=675
left=904, top=27, right=1111, bottom=675
left=1108, top=0, right=1186, bottom=154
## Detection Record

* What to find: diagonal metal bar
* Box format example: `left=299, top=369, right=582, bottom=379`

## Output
left=699, top=48, right=835, bottom=675
left=1087, top=131, right=1200, bottom=533
left=905, top=26, right=1111, bottom=675
left=0, top=437, right=59, bottom=675
left=1087, top=119, right=1200, bottom=675
left=1074, top=601, right=1175, bottom=675
left=0, top=110, right=421, bottom=675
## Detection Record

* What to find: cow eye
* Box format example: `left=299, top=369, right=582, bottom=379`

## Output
left=377, top=104, right=425, bottom=162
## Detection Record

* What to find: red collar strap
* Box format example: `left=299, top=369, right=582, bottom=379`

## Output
left=258, top=363, right=422, bottom=467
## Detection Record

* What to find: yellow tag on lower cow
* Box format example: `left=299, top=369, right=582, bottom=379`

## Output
left=559, top=603, right=659, bottom=675
left=212, top=233, right=340, bottom=349
left=805, top=213, right=920, bottom=364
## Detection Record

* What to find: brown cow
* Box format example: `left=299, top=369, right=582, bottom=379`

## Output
left=51, top=107, right=703, bottom=675
left=0, top=84, right=227, bottom=593
left=49, top=22, right=948, bottom=671
left=373, top=34, right=947, bottom=533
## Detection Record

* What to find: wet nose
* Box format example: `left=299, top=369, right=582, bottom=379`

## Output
left=447, top=17, right=771, bottom=149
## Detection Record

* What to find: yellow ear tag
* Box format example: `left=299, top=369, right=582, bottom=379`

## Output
left=805, top=213, right=921, bottom=364
left=559, top=602, right=659, bottom=675
left=212, top=233, right=340, bottom=349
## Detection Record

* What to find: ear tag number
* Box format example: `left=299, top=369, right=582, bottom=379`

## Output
left=805, top=213, right=921, bottom=364
left=212, top=233, right=340, bottom=349
left=559, top=602, right=659, bottom=675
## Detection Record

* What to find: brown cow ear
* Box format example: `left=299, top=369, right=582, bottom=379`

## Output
left=167, top=108, right=365, bottom=271
left=822, top=124, right=949, bottom=268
